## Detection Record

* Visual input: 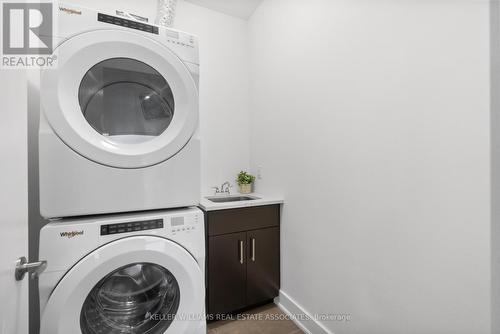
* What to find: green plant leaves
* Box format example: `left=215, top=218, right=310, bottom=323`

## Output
left=236, top=171, right=256, bottom=185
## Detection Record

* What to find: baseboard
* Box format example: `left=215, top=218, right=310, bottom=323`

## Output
left=274, top=290, right=333, bottom=334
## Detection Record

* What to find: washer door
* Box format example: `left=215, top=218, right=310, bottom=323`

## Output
left=40, top=30, right=198, bottom=169
left=40, top=236, right=204, bottom=334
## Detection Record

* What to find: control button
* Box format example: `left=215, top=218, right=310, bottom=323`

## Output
left=100, top=226, right=108, bottom=235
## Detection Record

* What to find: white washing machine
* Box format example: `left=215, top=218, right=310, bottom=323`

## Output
left=36, top=3, right=200, bottom=218
left=39, top=207, right=206, bottom=334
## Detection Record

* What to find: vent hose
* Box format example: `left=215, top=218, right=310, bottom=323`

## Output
left=155, top=0, right=178, bottom=27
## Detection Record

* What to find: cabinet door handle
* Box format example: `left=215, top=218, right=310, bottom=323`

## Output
left=251, top=238, right=256, bottom=262
left=239, top=240, right=244, bottom=264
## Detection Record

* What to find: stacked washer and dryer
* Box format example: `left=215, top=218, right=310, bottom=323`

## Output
left=35, top=3, right=205, bottom=334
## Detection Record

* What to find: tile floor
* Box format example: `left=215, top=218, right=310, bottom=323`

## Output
left=207, top=304, right=303, bottom=334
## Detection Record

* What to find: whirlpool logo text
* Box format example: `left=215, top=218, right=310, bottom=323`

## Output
left=60, top=231, right=84, bottom=238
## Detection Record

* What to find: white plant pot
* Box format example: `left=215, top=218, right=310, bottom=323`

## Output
left=238, top=183, right=252, bottom=194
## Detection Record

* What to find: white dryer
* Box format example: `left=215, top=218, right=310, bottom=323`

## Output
left=39, top=207, right=206, bottom=334
left=37, top=3, right=200, bottom=218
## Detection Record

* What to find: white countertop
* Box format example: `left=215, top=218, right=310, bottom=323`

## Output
left=198, top=193, right=284, bottom=211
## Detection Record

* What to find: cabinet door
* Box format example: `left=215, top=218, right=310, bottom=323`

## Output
left=246, top=227, right=280, bottom=306
left=208, top=232, right=247, bottom=315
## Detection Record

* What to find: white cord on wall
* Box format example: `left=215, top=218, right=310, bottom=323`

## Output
left=156, top=0, right=178, bottom=27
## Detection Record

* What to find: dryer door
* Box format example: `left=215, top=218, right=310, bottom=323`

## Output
left=40, top=30, right=198, bottom=169
left=40, top=236, right=205, bottom=334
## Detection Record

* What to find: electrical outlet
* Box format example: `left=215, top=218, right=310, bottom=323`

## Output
left=257, top=165, right=263, bottom=180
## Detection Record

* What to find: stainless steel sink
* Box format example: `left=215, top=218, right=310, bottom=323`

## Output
left=207, top=195, right=260, bottom=203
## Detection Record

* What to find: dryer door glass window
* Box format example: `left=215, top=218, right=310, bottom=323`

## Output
left=80, top=263, right=180, bottom=334
left=78, top=58, right=175, bottom=144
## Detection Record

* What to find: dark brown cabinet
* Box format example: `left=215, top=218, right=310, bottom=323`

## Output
left=208, top=232, right=247, bottom=314
left=204, top=205, right=280, bottom=316
left=246, top=227, right=280, bottom=306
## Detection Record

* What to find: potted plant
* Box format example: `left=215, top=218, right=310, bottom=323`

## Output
left=236, top=171, right=255, bottom=194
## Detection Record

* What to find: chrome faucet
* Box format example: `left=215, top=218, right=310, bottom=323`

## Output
left=221, top=181, right=232, bottom=195
left=211, top=186, right=221, bottom=195
left=213, top=181, right=232, bottom=195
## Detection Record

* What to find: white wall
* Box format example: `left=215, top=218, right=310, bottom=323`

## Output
left=0, top=70, right=29, bottom=334
left=175, top=2, right=251, bottom=195
left=248, top=0, right=491, bottom=333
left=491, top=2, right=500, bottom=333
left=69, top=0, right=251, bottom=194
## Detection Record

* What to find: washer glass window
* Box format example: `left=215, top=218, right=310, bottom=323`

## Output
left=78, top=58, right=175, bottom=144
left=80, top=263, right=180, bottom=334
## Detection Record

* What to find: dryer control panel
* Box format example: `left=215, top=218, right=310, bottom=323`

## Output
left=98, top=13, right=159, bottom=34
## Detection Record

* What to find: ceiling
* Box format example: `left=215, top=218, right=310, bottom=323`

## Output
left=184, top=0, right=263, bottom=20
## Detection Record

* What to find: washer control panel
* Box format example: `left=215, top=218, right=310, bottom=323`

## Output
left=170, top=215, right=198, bottom=234
left=100, top=219, right=164, bottom=235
